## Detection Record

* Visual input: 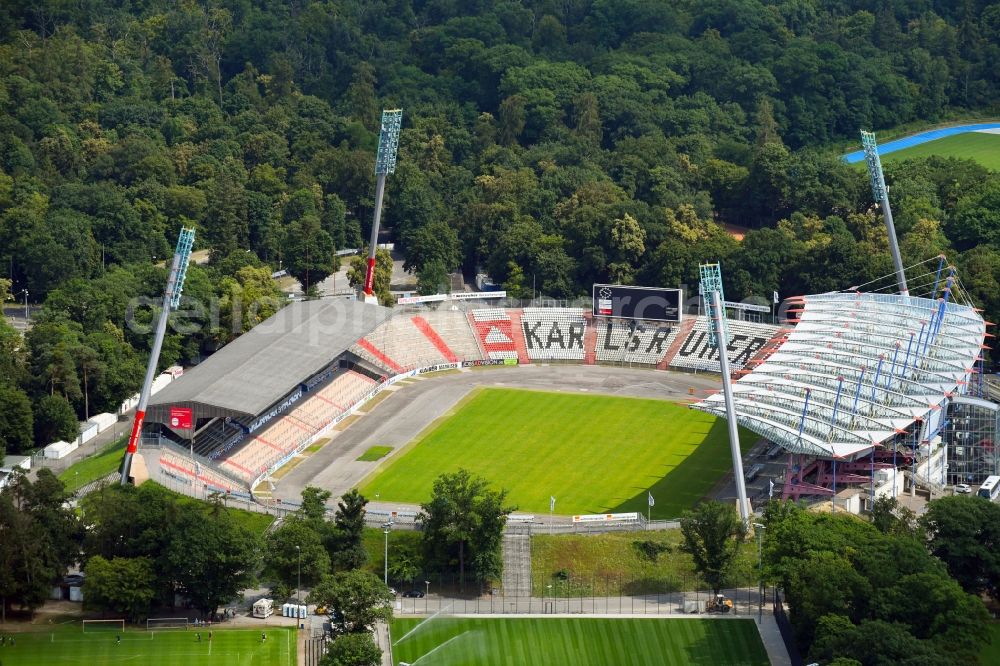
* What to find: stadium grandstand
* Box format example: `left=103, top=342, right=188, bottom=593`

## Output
left=141, top=297, right=778, bottom=493
left=694, top=270, right=991, bottom=507
left=144, top=299, right=392, bottom=487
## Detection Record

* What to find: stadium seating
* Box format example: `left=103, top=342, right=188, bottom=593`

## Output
left=420, top=309, right=485, bottom=362
left=212, top=370, right=379, bottom=485
left=520, top=308, right=587, bottom=361
left=192, top=419, right=244, bottom=457
left=470, top=309, right=511, bottom=359
left=469, top=309, right=528, bottom=362
left=351, top=315, right=452, bottom=372
left=159, top=450, right=240, bottom=493
left=594, top=318, right=682, bottom=365
left=669, top=317, right=778, bottom=372
left=180, top=308, right=787, bottom=490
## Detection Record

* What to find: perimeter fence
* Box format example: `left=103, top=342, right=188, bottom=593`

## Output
left=388, top=581, right=776, bottom=618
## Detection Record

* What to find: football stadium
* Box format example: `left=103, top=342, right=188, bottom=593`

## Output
left=130, top=256, right=990, bottom=665
left=140, top=260, right=988, bottom=516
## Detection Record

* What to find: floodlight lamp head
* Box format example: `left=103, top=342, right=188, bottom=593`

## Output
left=169, top=227, right=196, bottom=309
left=860, top=129, right=887, bottom=203
left=375, top=109, right=403, bottom=175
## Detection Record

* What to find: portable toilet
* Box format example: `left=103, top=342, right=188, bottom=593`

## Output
left=298, top=605, right=307, bottom=619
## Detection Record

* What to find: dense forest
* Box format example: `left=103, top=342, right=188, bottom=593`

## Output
left=1, top=0, right=1000, bottom=460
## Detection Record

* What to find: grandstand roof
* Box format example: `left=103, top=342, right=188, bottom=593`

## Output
left=149, top=299, right=390, bottom=418
left=694, top=292, right=986, bottom=459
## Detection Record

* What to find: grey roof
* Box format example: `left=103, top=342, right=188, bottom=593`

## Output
left=149, top=299, right=390, bottom=417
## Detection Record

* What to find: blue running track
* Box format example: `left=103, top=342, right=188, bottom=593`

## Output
left=841, top=122, right=1000, bottom=163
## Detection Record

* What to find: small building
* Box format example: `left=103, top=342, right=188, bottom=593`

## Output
left=2, top=455, right=31, bottom=472
left=945, top=396, right=1000, bottom=487
left=253, top=598, right=274, bottom=618
left=44, top=440, right=78, bottom=459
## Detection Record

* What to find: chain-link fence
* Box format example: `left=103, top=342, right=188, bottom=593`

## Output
left=154, top=468, right=297, bottom=521
left=388, top=584, right=775, bottom=617
left=378, top=565, right=770, bottom=616
left=362, top=515, right=682, bottom=534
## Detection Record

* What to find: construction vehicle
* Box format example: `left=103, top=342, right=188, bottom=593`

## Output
left=705, top=593, right=734, bottom=613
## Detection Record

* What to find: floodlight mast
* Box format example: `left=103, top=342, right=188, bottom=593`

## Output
left=119, top=227, right=195, bottom=484
left=364, top=109, right=402, bottom=300
left=700, top=262, right=750, bottom=527
left=861, top=130, right=908, bottom=295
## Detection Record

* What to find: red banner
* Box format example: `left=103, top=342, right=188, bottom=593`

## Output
left=169, top=406, right=193, bottom=429
left=363, top=257, right=376, bottom=295
left=126, top=410, right=145, bottom=454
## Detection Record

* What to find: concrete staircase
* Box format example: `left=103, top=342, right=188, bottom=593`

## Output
left=658, top=317, right=697, bottom=370
left=583, top=313, right=598, bottom=365
left=506, top=309, right=532, bottom=364
left=501, top=527, right=532, bottom=597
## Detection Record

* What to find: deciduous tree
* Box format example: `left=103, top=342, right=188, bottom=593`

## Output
left=265, top=518, right=330, bottom=596
left=165, top=499, right=259, bottom=618
left=679, top=500, right=747, bottom=596
left=921, top=495, right=1000, bottom=601
left=308, top=570, right=393, bottom=637
left=420, top=469, right=514, bottom=590
left=332, top=489, right=368, bottom=571
left=321, top=632, right=382, bottom=666
left=33, top=394, right=78, bottom=447
left=83, top=555, right=156, bottom=623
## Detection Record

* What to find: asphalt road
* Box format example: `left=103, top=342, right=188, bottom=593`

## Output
left=272, top=364, right=722, bottom=504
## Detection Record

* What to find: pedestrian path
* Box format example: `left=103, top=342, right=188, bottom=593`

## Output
left=757, top=612, right=792, bottom=666
left=501, top=528, right=532, bottom=598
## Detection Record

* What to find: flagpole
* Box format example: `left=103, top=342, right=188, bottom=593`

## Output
left=549, top=496, right=554, bottom=535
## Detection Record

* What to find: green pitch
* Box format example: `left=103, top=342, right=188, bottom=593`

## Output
left=361, top=388, right=754, bottom=519
left=0, top=626, right=295, bottom=665
left=390, top=617, right=769, bottom=666
left=881, top=132, right=1000, bottom=170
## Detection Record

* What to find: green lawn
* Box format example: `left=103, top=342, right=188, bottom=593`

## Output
left=147, top=482, right=275, bottom=535
left=531, top=530, right=757, bottom=596
left=357, top=445, right=393, bottom=462
left=0, top=626, right=295, bottom=665
left=880, top=132, right=1000, bottom=170
left=59, top=437, right=127, bottom=492
left=361, top=388, right=754, bottom=519
left=982, top=623, right=1000, bottom=664
left=390, top=617, right=769, bottom=666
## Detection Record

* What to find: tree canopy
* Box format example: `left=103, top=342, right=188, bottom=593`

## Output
left=420, top=469, right=515, bottom=590
left=761, top=500, right=990, bottom=664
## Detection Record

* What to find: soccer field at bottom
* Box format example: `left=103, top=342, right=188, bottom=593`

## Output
left=390, top=617, right=769, bottom=666
left=0, top=626, right=295, bottom=665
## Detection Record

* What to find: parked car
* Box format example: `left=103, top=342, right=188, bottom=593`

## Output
left=955, top=483, right=972, bottom=494
left=402, top=590, right=425, bottom=598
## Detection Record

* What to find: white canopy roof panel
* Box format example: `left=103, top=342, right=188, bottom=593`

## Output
left=693, top=292, right=985, bottom=458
